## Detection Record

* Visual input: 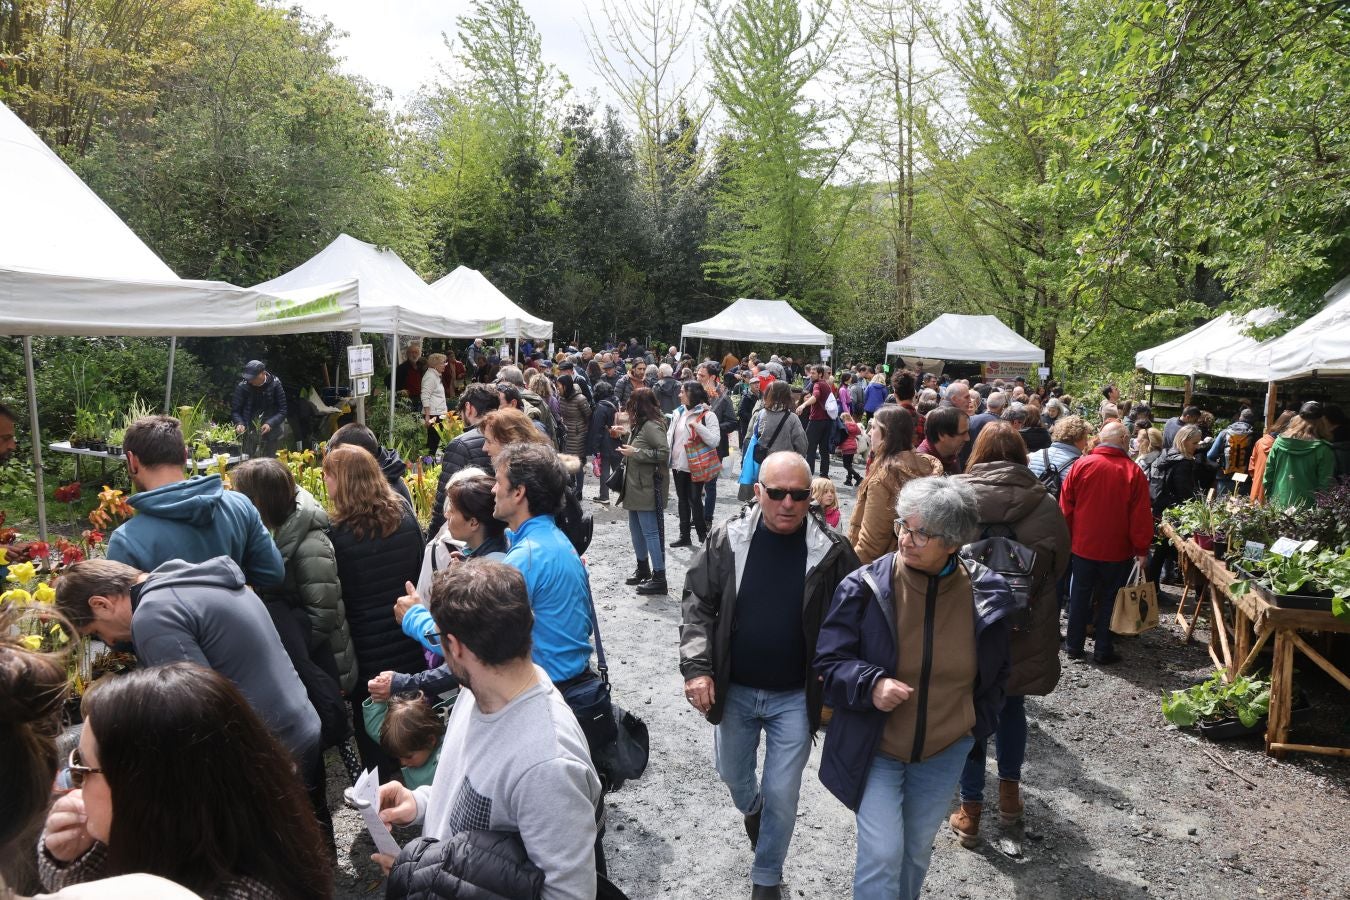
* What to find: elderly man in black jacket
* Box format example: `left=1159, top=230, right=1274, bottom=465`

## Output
left=427, top=385, right=500, bottom=538
left=231, top=360, right=287, bottom=456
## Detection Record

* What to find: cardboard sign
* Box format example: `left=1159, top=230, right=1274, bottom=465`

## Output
left=347, top=343, right=374, bottom=378
left=820, top=348, right=832, bottom=361
left=1037, top=366, right=1050, bottom=379
left=983, top=361, right=1034, bottom=379
left=1269, top=537, right=1317, bottom=557
left=1243, top=541, right=1266, bottom=562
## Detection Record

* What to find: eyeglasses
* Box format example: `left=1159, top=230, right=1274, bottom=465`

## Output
left=424, top=630, right=443, bottom=646
left=760, top=486, right=811, bottom=502
left=893, top=520, right=938, bottom=547
left=66, top=748, right=103, bottom=788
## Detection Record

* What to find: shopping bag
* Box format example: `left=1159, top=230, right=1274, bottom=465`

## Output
left=739, top=430, right=761, bottom=486
left=1110, top=562, right=1159, bottom=635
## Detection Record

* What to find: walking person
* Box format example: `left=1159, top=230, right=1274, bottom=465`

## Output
left=668, top=381, right=720, bottom=548
left=681, top=452, right=859, bottom=899
left=618, top=387, right=671, bottom=594
left=738, top=381, right=808, bottom=503
left=797, top=365, right=835, bottom=477
left=587, top=380, right=622, bottom=505
left=815, top=477, right=1016, bottom=900
left=557, top=374, right=593, bottom=500
left=837, top=412, right=862, bottom=487
left=951, top=423, right=1070, bottom=846
left=848, top=405, right=943, bottom=565
left=699, top=362, right=739, bottom=524
left=421, top=353, right=449, bottom=457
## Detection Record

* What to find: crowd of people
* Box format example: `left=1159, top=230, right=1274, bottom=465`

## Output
left=2, top=339, right=1349, bottom=900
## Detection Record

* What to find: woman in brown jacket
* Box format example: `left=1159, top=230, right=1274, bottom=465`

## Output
left=848, top=404, right=943, bottom=564
left=950, top=421, right=1070, bottom=847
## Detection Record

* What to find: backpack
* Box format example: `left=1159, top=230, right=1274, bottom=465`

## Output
left=824, top=390, right=840, bottom=419
left=1224, top=429, right=1253, bottom=476
left=1148, top=454, right=1182, bottom=517
left=1036, top=449, right=1063, bottom=499
left=960, top=523, right=1038, bottom=626
left=556, top=490, right=594, bottom=556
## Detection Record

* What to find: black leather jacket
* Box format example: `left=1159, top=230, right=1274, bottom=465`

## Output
left=386, top=832, right=544, bottom=900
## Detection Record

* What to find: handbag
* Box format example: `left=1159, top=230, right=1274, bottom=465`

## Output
left=560, top=581, right=649, bottom=792
left=685, top=410, right=722, bottom=483
left=752, top=411, right=791, bottom=465
left=739, top=427, right=761, bottom=486
left=1110, top=561, right=1159, bottom=635
left=606, top=456, right=626, bottom=494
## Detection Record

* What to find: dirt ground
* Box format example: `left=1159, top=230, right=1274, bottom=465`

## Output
left=331, top=462, right=1350, bottom=899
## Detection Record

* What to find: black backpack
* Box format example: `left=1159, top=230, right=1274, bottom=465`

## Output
left=556, top=490, right=594, bottom=556
left=1036, top=449, right=1064, bottom=499
left=960, top=523, right=1038, bottom=627
left=1148, top=453, right=1183, bottom=517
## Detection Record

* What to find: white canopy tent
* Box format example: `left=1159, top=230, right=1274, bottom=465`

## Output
left=1195, top=277, right=1350, bottom=382
left=254, top=234, right=479, bottom=443
left=1134, top=307, right=1282, bottom=375
left=429, top=266, right=553, bottom=348
left=886, top=314, right=1044, bottom=364
left=0, top=100, right=361, bottom=538
left=680, top=299, right=832, bottom=351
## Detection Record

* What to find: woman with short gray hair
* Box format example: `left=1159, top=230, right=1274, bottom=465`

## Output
left=815, top=476, right=1017, bottom=899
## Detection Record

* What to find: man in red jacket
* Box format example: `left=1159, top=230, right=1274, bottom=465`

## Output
left=1058, top=422, right=1154, bottom=664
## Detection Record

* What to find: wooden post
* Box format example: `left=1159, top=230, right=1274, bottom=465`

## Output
left=1266, top=631, right=1294, bottom=757
left=1183, top=375, right=1193, bottom=408
left=1263, top=381, right=1278, bottom=428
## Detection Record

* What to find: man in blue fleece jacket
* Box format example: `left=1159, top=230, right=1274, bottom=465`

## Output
left=106, top=415, right=283, bottom=586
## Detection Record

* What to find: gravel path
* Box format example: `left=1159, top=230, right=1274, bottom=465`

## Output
left=332, top=461, right=1350, bottom=899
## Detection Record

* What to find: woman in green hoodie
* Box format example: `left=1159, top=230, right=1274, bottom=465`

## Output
left=1262, top=409, right=1335, bottom=508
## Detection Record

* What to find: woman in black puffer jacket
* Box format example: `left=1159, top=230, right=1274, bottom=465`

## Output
left=324, top=445, right=427, bottom=778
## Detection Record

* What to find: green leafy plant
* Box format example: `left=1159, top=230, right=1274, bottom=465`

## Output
left=1162, top=498, right=1214, bottom=538
left=1232, top=548, right=1350, bottom=617
left=122, top=397, right=156, bottom=432
left=1162, top=671, right=1270, bottom=728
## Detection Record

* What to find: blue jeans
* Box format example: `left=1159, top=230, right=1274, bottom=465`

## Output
left=627, top=508, right=665, bottom=572
left=713, top=685, right=811, bottom=886
left=1066, top=555, right=1133, bottom=659
left=703, top=473, right=718, bottom=522
left=957, top=696, right=1026, bottom=803
left=854, top=736, right=975, bottom=900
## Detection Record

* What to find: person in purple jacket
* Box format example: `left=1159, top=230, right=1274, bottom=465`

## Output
left=814, top=477, right=1017, bottom=900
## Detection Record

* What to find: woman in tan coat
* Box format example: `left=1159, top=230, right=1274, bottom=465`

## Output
left=848, top=404, right=943, bottom=564
left=950, top=421, right=1070, bottom=846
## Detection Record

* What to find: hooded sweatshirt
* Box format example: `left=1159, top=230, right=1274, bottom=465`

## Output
left=378, top=447, right=416, bottom=509
left=107, top=475, right=284, bottom=586
left=132, top=557, right=321, bottom=760
left=1262, top=435, right=1334, bottom=508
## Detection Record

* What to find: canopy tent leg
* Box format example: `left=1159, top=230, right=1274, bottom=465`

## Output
left=352, top=327, right=365, bottom=426
left=164, top=336, right=177, bottom=413
left=389, top=324, right=399, bottom=447
left=1264, top=381, right=1278, bottom=427
left=1183, top=376, right=1193, bottom=408
left=24, top=337, right=48, bottom=542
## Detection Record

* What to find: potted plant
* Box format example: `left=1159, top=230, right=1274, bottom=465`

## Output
left=106, top=426, right=126, bottom=457
left=71, top=407, right=100, bottom=450
left=1232, top=548, right=1350, bottom=615
left=1162, top=671, right=1271, bottom=739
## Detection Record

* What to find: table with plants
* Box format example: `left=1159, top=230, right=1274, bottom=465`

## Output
left=1160, top=485, right=1350, bottom=759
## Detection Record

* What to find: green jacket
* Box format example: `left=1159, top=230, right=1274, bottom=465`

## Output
left=271, top=487, right=356, bottom=694
left=621, top=419, right=670, bottom=512
left=1262, top=436, right=1334, bottom=509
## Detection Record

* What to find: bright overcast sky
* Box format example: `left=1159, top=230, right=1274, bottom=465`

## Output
left=293, top=0, right=622, bottom=108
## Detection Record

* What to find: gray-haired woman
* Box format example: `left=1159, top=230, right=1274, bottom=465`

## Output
left=815, top=477, right=1017, bottom=900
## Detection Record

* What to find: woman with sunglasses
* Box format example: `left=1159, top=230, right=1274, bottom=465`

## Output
left=848, top=405, right=943, bottom=564
left=40, top=662, right=330, bottom=899
left=815, top=477, right=1016, bottom=900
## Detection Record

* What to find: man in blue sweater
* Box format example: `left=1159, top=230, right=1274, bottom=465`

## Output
left=106, top=415, right=283, bottom=586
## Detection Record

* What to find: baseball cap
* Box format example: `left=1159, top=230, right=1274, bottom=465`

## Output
left=559, top=360, right=575, bottom=370
left=602, top=359, right=616, bottom=369
left=241, top=360, right=265, bottom=379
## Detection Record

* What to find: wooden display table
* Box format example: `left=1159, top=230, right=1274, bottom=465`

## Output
left=1161, top=523, right=1350, bottom=759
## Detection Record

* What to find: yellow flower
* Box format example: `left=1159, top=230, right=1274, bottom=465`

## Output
left=7, top=561, right=37, bottom=584
left=34, top=582, right=56, bottom=604
left=0, top=547, right=8, bottom=565
left=19, top=634, right=42, bottom=651
left=1, top=588, right=33, bottom=604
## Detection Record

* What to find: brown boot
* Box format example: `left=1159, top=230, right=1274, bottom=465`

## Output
left=949, top=801, right=982, bottom=848
left=999, top=779, right=1024, bottom=824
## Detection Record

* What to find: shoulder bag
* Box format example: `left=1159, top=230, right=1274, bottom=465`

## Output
left=685, top=410, right=722, bottom=483
left=752, top=410, right=791, bottom=465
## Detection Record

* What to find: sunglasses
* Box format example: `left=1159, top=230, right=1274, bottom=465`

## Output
left=760, top=485, right=811, bottom=502
left=66, top=747, right=104, bottom=789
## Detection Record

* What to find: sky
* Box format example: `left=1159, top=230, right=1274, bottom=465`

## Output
left=293, top=0, right=625, bottom=109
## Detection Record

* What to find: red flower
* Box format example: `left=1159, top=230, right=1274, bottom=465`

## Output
left=29, top=541, right=50, bottom=559
left=54, top=482, right=82, bottom=503
left=61, top=546, right=86, bottom=565
left=82, top=529, right=106, bottom=546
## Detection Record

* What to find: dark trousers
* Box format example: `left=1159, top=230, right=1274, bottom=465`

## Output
left=805, top=419, right=832, bottom=476
left=1066, top=555, right=1133, bottom=659
left=426, top=422, right=441, bottom=458
left=597, top=453, right=615, bottom=501
left=572, top=465, right=586, bottom=500
left=673, top=469, right=708, bottom=540
left=841, top=453, right=858, bottom=485
left=703, top=471, right=720, bottom=523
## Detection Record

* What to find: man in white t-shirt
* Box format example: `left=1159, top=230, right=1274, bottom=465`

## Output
left=374, top=560, right=603, bottom=899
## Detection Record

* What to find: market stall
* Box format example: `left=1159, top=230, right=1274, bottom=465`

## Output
left=885, top=314, right=1044, bottom=380
left=429, top=265, right=553, bottom=357
left=0, top=100, right=362, bottom=539
left=679, top=298, right=832, bottom=358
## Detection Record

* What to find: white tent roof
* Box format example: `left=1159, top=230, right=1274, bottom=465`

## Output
left=886, top=314, right=1044, bottom=363
left=1134, top=307, right=1282, bottom=376
left=254, top=234, right=477, bottom=338
left=1196, top=277, right=1350, bottom=382
left=429, top=266, right=552, bottom=340
left=681, top=299, right=832, bottom=346
left=0, top=101, right=359, bottom=336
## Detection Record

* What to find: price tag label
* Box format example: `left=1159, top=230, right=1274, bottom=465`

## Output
left=1269, top=537, right=1303, bottom=557
left=1243, top=541, right=1265, bottom=562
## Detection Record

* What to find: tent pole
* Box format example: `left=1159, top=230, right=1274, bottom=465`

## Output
left=24, top=337, right=48, bottom=542
left=352, top=327, right=365, bottom=426
left=164, top=336, right=177, bottom=413
left=1264, top=381, right=1278, bottom=428
left=389, top=324, right=399, bottom=447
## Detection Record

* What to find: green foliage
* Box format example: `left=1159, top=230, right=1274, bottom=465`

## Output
left=1232, top=548, right=1350, bottom=617
left=1162, top=670, right=1270, bottom=729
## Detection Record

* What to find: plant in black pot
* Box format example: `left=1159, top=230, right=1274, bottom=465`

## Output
left=1162, top=670, right=1270, bottom=739
left=1232, top=548, right=1350, bottom=615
